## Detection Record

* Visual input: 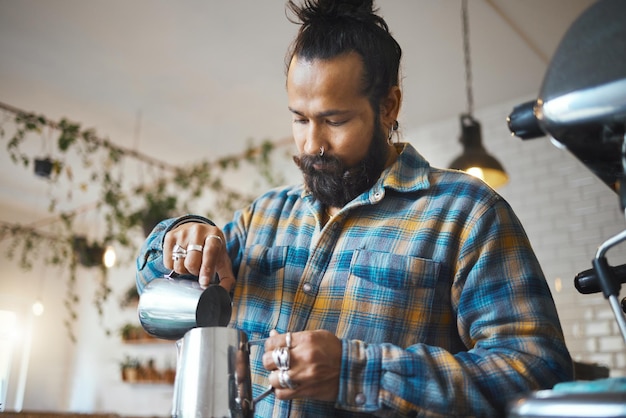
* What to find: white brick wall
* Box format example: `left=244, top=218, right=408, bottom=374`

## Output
left=406, top=96, right=626, bottom=377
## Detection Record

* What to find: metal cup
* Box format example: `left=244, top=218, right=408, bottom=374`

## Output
left=172, top=327, right=272, bottom=418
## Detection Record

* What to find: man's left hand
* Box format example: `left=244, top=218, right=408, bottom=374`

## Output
left=262, top=329, right=342, bottom=402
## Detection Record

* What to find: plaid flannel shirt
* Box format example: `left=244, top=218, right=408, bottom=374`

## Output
left=136, top=143, right=572, bottom=417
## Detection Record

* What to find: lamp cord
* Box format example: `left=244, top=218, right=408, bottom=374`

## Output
left=462, top=0, right=474, bottom=117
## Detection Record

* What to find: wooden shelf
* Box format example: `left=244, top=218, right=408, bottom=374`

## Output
left=121, top=337, right=173, bottom=345
left=121, top=368, right=176, bottom=385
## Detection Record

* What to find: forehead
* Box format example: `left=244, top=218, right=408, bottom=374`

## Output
left=286, top=53, right=368, bottom=110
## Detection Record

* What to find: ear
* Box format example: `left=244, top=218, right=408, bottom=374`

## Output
left=379, top=86, right=402, bottom=127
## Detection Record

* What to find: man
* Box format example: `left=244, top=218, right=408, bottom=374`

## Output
left=136, top=0, right=573, bottom=416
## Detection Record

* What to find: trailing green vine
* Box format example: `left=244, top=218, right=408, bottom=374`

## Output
left=0, top=100, right=291, bottom=341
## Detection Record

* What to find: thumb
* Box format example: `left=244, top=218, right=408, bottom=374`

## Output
left=215, top=252, right=236, bottom=293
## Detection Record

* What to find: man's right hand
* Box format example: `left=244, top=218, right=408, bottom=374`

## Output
left=163, top=222, right=236, bottom=291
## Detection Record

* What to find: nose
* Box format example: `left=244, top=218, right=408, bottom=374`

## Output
left=299, top=122, right=327, bottom=156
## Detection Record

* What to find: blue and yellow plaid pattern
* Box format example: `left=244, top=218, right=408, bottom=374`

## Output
left=137, top=143, right=572, bottom=417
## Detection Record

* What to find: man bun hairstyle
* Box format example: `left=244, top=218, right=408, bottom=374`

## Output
left=286, top=0, right=402, bottom=112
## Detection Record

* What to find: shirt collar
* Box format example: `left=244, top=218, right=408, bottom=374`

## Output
left=294, top=141, right=432, bottom=201
left=376, top=142, right=431, bottom=193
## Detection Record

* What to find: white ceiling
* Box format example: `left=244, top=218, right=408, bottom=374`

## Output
left=0, top=0, right=597, bottom=222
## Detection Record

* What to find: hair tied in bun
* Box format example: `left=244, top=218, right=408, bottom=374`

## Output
left=288, top=0, right=382, bottom=28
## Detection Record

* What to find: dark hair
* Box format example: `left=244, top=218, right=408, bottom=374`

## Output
left=286, top=0, right=402, bottom=111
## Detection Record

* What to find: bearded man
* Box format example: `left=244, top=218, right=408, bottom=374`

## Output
left=136, top=1, right=573, bottom=416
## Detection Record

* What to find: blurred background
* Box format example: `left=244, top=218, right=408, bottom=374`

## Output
left=1, top=1, right=623, bottom=416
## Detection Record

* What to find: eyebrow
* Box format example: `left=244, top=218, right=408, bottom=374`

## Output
left=288, top=107, right=351, bottom=118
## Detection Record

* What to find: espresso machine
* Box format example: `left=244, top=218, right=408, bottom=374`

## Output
left=506, top=0, right=626, bottom=416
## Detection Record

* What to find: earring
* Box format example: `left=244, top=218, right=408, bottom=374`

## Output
left=319, top=146, right=325, bottom=157
left=387, top=120, right=399, bottom=145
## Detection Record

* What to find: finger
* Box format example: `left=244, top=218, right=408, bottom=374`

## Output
left=162, top=231, right=178, bottom=270
left=218, top=275, right=236, bottom=293
left=183, top=243, right=204, bottom=276
left=269, top=370, right=299, bottom=399
left=174, top=257, right=190, bottom=275
left=170, top=241, right=191, bottom=275
left=204, top=233, right=237, bottom=292
left=262, top=350, right=276, bottom=371
left=198, top=232, right=224, bottom=286
left=263, top=330, right=283, bottom=353
left=262, top=332, right=296, bottom=371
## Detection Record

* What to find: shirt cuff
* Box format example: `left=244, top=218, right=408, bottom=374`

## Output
left=162, top=214, right=215, bottom=243
left=336, top=339, right=382, bottom=413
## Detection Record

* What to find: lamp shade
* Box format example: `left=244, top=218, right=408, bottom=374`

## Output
left=449, top=114, right=509, bottom=189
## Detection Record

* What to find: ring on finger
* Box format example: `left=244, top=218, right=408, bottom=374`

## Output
left=207, top=234, right=223, bottom=246
left=186, top=244, right=203, bottom=253
left=285, top=332, right=292, bottom=349
left=278, top=369, right=297, bottom=390
left=172, top=244, right=187, bottom=261
left=272, top=347, right=290, bottom=371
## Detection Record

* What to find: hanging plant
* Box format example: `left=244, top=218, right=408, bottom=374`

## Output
left=0, top=101, right=291, bottom=342
left=128, top=181, right=179, bottom=237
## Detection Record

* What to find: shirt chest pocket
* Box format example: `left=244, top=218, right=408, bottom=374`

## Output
left=336, top=249, right=440, bottom=347
left=231, top=245, right=289, bottom=338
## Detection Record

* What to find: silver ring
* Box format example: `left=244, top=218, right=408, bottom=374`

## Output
left=172, top=244, right=187, bottom=261
left=186, top=244, right=203, bottom=253
left=278, top=347, right=289, bottom=370
left=272, top=347, right=290, bottom=371
left=285, top=332, right=292, bottom=349
left=278, top=369, right=297, bottom=390
left=272, top=348, right=281, bottom=369
left=207, top=235, right=223, bottom=246
left=319, top=146, right=325, bottom=157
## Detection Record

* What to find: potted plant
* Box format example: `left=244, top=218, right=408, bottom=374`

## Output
left=119, top=323, right=135, bottom=342
left=72, top=235, right=106, bottom=268
left=120, top=355, right=141, bottom=382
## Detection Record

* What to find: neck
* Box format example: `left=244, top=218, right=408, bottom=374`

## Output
left=326, top=206, right=339, bottom=217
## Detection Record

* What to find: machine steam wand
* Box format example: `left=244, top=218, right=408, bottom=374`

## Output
left=593, top=225, right=626, bottom=344
left=591, top=138, right=626, bottom=344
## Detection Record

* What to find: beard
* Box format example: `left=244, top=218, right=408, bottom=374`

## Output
left=293, top=123, right=390, bottom=208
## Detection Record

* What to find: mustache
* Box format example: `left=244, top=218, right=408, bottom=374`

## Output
left=293, top=153, right=346, bottom=176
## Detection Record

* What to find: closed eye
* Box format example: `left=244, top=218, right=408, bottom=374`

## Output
left=327, top=119, right=347, bottom=127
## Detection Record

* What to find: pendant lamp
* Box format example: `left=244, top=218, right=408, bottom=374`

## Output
left=448, top=0, right=508, bottom=189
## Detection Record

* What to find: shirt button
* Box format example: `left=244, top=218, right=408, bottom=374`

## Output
left=302, top=283, right=312, bottom=293
left=355, top=393, right=366, bottom=405
left=373, top=191, right=383, bottom=201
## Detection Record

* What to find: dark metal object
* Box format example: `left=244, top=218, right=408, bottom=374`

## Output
left=575, top=264, right=626, bottom=295
left=507, top=0, right=626, bottom=193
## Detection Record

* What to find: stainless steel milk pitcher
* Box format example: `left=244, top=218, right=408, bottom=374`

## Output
left=137, top=275, right=232, bottom=340
left=171, top=327, right=273, bottom=418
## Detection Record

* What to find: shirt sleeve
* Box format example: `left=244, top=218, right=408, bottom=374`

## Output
left=335, top=199, right=574, bottom=417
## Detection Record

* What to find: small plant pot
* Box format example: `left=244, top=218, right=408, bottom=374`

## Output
left=124, top=367, right=139, bottom=383
left=34, top=158, right=53, bottom=178
left=72, top=235, right=105, bottom=267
